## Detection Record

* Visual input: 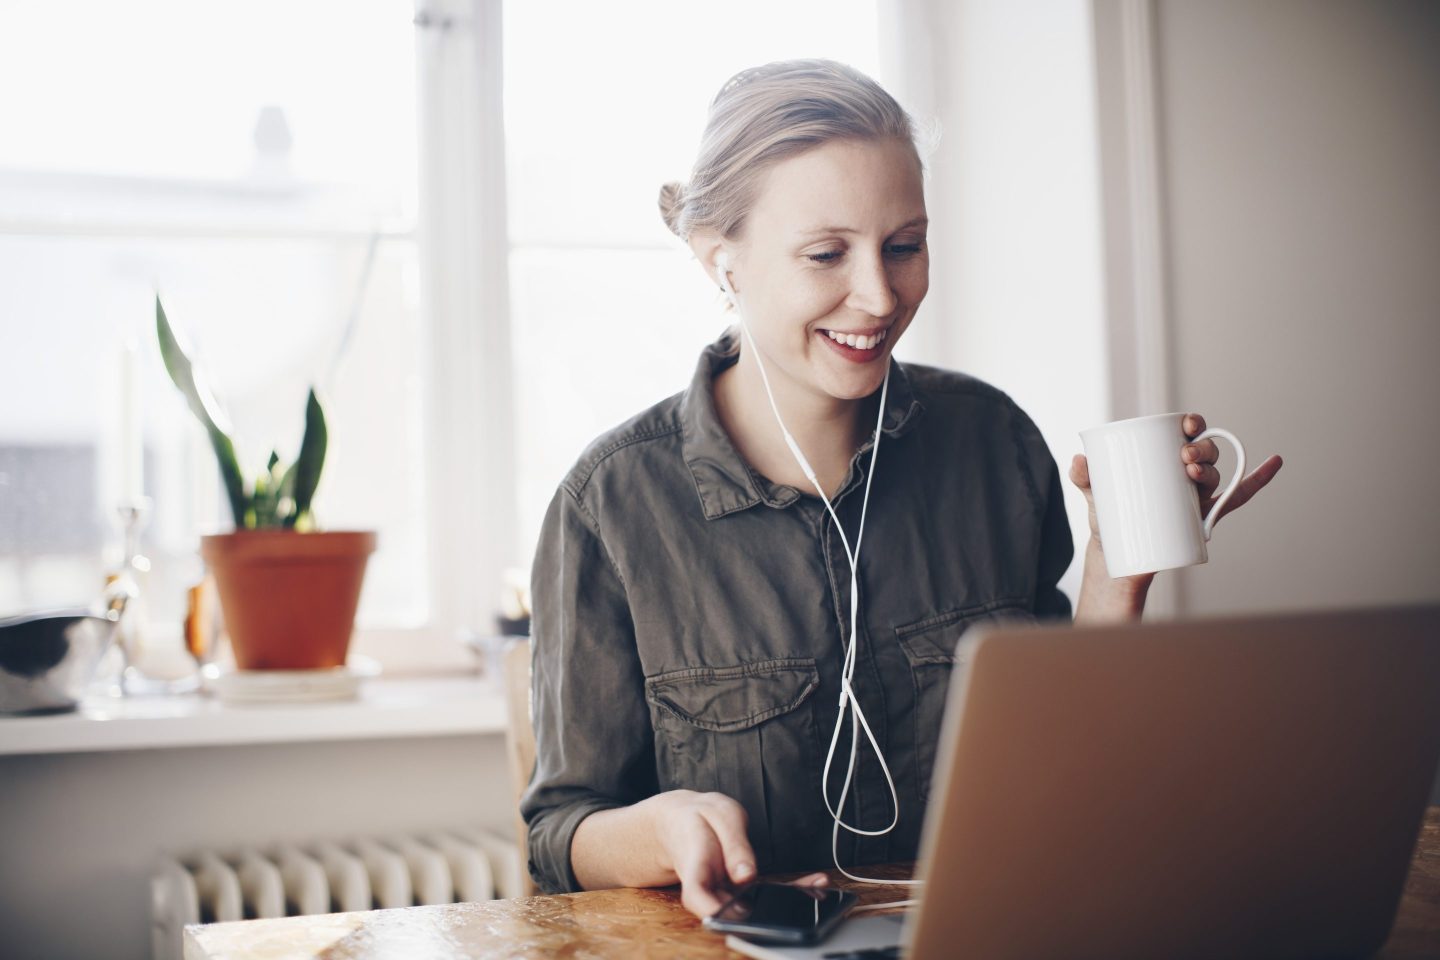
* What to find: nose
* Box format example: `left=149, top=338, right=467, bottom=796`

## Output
left=845, top=252, right=898, bottom=318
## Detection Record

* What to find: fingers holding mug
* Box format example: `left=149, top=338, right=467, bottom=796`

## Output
left=1181, top=418, right=1231, bottom=523
left=1181, top=438, right=1220, bottom=467
left=1187, top=461, right=1222, bottom=500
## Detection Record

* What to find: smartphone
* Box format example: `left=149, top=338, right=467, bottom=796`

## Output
left=703, top=882, right=857, bottom=945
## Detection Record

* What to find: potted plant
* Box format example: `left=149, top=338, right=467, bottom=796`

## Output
left=156, top=296, right=376, bottom=671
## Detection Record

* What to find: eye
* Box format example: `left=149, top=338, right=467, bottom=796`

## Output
left=807, top=249, right=844, bottom=264
left=885, top=241, right=925, bottom=258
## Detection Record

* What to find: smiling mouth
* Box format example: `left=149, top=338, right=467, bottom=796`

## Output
left=818, top=327, right=889, bottom=351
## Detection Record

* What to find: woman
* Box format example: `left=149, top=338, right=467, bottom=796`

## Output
left=520, top=59, right=1282, bottom=917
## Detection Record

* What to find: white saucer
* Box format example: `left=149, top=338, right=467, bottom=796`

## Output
left=206, top=655, right=382, bottom=705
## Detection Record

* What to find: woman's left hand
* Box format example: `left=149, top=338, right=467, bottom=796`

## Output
left=1070, top=412, right=1284, bottom=621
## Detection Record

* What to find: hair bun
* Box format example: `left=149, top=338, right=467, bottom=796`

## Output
left=658, top=181, right=687, bottom=237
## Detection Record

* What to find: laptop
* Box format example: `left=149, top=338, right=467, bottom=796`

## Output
left=727, top=604, right=1440, bottom=960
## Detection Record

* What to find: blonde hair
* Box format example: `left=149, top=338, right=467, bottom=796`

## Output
left=659, top=59, right=919, bottom=241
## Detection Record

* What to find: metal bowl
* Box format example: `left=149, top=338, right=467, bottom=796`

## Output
left=0, top=586, right=130, bottom=715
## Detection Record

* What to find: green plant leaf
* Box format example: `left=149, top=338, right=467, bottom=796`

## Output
left=251, top=470, right=277, bottom=527
left=155, top=296, right=249, bottom=527
left=288, top=388, right=327, bottom=528
left=277, top=459, right=297, bottom=510
left=267, top=450, right=280, bottom=472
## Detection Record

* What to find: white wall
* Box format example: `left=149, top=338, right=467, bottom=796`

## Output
left=898, top=0, right=1440, bottom=619
left=1147, top=0, right=1440, bottom=615
left=0, top=735, right=513, bottom=960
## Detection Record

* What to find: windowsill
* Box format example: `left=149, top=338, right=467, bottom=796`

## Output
left=0, top=675, right=509, bottom=757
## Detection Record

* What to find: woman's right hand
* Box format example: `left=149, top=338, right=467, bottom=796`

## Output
left=572, top=789, right=828, bottom=918
left=646, top=789, right=759, bottom=916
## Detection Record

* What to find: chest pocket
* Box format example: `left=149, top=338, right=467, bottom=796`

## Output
left=645, top=657, right=822, bottom=872
left=897, top=597, right=1036, bottom=801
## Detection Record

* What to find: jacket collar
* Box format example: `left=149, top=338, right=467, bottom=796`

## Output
left=679, top=328, right=925, bottom=520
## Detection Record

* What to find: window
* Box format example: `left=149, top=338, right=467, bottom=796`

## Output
left=0, top=2, right=427, bottom=637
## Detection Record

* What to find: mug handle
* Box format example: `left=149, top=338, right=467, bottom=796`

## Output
left=1193, top=428, right=1247, bottom=541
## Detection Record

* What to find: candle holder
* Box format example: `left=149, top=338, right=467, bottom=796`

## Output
left=117, top=498, right=152, bottom=579
left=111, top=497, right=201, bottom=697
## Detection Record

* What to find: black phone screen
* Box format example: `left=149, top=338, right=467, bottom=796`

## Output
left=706, top=883, right=855, bottom=943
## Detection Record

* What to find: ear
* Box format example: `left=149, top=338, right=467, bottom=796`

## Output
left=687, top=232, right=727, bottom=288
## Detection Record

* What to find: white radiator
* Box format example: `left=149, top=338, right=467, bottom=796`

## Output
left=150, top=828, right=523, bottom=960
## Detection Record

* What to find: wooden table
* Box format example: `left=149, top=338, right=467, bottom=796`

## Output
left=186, top=808, right=1440, bottom=959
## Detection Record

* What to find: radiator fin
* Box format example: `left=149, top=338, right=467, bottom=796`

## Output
left=235, top=849, right=285, bottom=919
left=192, top=852, right=242, bottom=924
left=456, top=827, right=526, bottom=900
left=352, top=837, right=412, bottom=909
left=273, top=846, right=328, bottom=917
left=387, top=835, right=452, bottom=905
left=313, top=840, right=371, bottom=914
left=423, top=832, right=495, bottom=902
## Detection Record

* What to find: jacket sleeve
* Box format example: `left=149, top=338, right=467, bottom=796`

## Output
left=1009, top=399, right=1076, bottom=621
left=1033, top=451, right=1075, bottom=620
left=520, top=484, right=657, bottom=894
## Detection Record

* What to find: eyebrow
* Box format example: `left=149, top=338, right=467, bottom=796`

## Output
left=797, top=217, right=929, bottom=238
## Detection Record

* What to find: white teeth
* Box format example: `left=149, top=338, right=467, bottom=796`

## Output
left=824, top=328, right=890, bottom=349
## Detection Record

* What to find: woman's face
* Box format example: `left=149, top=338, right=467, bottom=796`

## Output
left=720, top=137, right=929, bottom=404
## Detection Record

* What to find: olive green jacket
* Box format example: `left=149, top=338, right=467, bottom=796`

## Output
left=522, top=330, right=1074, bottom=893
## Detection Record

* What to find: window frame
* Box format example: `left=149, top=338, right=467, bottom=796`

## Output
left=401, top=0, right=520, bottom=671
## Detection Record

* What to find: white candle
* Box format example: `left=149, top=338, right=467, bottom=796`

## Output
left=120, top=339, right=143, bottom=505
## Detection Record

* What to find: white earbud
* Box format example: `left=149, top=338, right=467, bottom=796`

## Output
left=715, top=252, right=739, bottom=309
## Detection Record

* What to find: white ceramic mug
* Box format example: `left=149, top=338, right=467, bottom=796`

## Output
left=1079, top=412, right=1247, bottom=579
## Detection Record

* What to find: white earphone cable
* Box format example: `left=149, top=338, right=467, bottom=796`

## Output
left=719, top=259, right=921, bottom=887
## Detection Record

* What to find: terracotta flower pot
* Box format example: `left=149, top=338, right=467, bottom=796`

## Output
left=200, top=530, right=377, bottom=671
